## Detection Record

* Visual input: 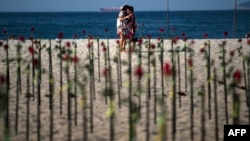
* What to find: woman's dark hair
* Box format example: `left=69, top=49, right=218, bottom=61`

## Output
left=122, top=5, right=129, bottom=11
left=127, top=6, right=134, bottom=12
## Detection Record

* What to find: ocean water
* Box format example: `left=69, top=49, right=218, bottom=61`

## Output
left=0, top=10, right=250, bottom=39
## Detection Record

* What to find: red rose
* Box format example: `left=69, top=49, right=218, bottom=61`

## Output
left=230, top=50, right=235, bottom=57
left=28, top=46, right=35, bottom=55
left=238, top=38, right=242, bottom=43
left=2, top=29, right=7, bottom=34
left=116, top=40, right=120, bottom=44
left=223, top=31, right=228, bottom=37
left=82, top=30, right=86, bottom=34
left=4, top=44, right=8, bottom=50
left=102, top=46, right=106, bottom=52
left=65, top=41, right=71, bottom=47
left=150, top=44, right=156, bottom=49
left=247, top=39, right=250, bottom=45
left=203, top=33, right=208, bottom=39
left=160, top=28, right=164, bottom=33
left=32, top=58, right=39, bottom=67
left=57, top=32, right=63, bottom=39
left=188, top=58, right=193, bottom=67
left=134, top=66, right=144, bottom=79
left=163, top=62, right=172, bottom=76
left=30, top=27, right=35, bottom=32
left=0, top=74, right=5, bottom=85
left=19, top=36, right=25, bottom=42
left=200, top=47, right=205, bottom=53
left=138, top=38, right=143, bottom=45
left=102, top=68, right=109, bottom=77
left=71, top=56, right=79, bottom=64
left=233, top=69, right=241, bottom=83
left=73, top=34, right=78, bottom=39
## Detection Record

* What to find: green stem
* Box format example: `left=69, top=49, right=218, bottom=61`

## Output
left=171, top=38, right=176, bottom=141
left=213, top=68, right=219, bottom=141
left=190, top=52, right=194, bottom=141
left=207, top=41, right=211, bottom=120
left=59, top=40, right=63, bottom=115
left=26, top=64, right=30, bottom=141
left=146, top=39, right=151, bottom=141
left=74, top=42, right=78, bottom=126
left=222, top=45, right=229, bottom=124
left=200, top=85, right=206, bottom=141
left=49, top=40, right=54, bottom=141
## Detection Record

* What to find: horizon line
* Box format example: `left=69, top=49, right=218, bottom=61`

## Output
left=1, top=9, right=249, bottom=13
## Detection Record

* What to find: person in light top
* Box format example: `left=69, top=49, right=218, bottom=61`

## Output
left=117, top=5, right=129, bottom=52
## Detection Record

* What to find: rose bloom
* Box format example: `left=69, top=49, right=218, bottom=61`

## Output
left=30, top=27, right=35, bottom=32
left=200, top=47, right=205, bottom=53
left=183, top=36, right=188, bottom=42
left=102, top=46, right=107, bottom=52
left=101, top=41, right=105, bottom=47
left=102, top=68, right=109, bottom=77
left=238, top=38, right=242, bottom=43
left=2, top=29, right=7, bottom=34
left=71, top=56, right=79, bottom=64
left=65, top=41, right=71, bottom=47
left=188, top=58, right=193, bottom=67
left=57, top=32, right=63, bottom=39
left=172, top=36, right=179, bottom=44
left=147, top=34, right=151, bottom=39
left=0, top=73, right=5, bottom=85
left=190, top=40, right=195, bottom=45
left=88, top=35, right=93, bottom=39
left=247, top=39, right=250, bottom=45
left=4, top=44, right=8, bottom=50
left=171, top=26, right=176, bottom=32
left=222, top=40, right=227, bottom=46
left=82, top=30, right=86, bottom=34
left=19, top=36, right=25, bottom=42
left=138, top=38, right=143, bottom=45
left=157, top=36, right=161, bottom=41
left=28, top=46, right=35, bottom=55
left=163, top=62, right=172, bottom=76
left=223, top=31, right=228, bottom=37
left=73, top=34, right=78, bottom=39
left=160, top=28, right=164, bottom=33
left=134, top=66, right=144, bottom=79
left=87, top=42, right=92, bottom=48
left=150, top=44, right=156, bottom=49
left=32, top=58, right=39, bottom=67
left=230, top=50, right=235, bottom=57
left=203, top=33, right=208, bottom=39
left=181, top=32, right=186, bottom=38
left=233, top=69, right=241, bottom=83
left=62, top=54, right=70, bottom=61
left=29, top=36, right=33, bottom=40
left=116, top=40, right=120, bottom=44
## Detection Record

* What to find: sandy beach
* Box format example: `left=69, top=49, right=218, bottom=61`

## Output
left=0, top=38, right=250, bottom=141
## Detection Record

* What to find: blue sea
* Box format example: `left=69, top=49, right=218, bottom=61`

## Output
left=0, top=10, right=250, bottom=39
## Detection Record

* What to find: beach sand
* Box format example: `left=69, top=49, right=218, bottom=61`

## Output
left=0, top=38, right=250, bottom=141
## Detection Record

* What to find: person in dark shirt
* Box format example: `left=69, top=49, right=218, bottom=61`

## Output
left=126, top=6, right=137, bottom=49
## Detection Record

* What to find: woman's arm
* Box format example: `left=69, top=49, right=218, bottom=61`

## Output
left=119, top=14, right=131, bottom=21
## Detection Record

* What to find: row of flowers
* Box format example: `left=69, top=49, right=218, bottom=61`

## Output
left=1, top=27, right=250, bottom=141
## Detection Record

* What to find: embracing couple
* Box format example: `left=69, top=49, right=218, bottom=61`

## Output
left=117, top=5, right=137, bottom=52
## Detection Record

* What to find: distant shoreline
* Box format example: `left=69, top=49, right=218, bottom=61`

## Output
left=1, top=9, right=250, bottom=13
